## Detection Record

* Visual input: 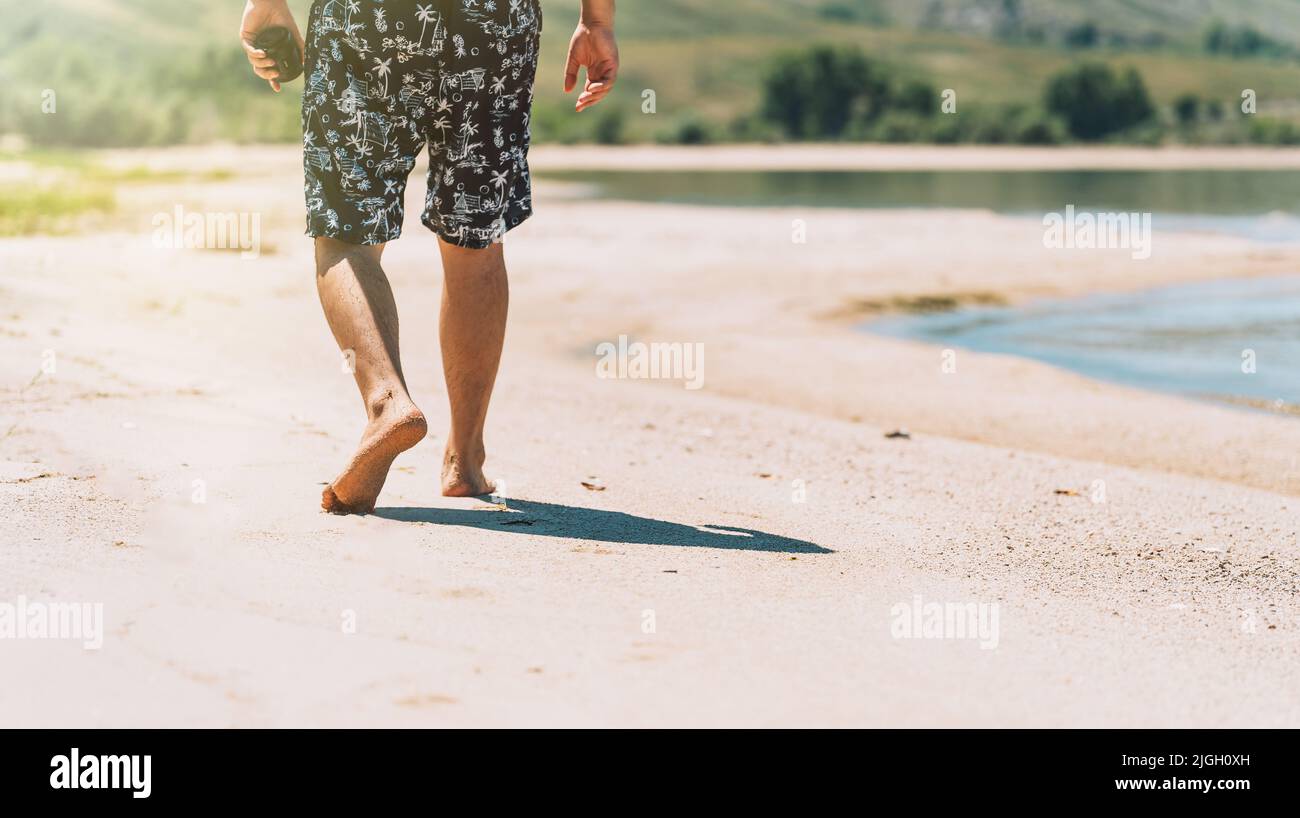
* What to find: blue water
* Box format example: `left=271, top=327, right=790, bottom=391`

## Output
left=869, top=276, right=1300, bottom=407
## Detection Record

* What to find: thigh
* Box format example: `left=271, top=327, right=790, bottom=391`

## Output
left=301, top=1, right=431, bottom=245
left=419, top=1, right=543, bottom=249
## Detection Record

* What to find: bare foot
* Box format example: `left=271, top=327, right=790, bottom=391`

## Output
left=322, top=400, right=427, bottom=515
left=441, top=445, right=495, bottom=497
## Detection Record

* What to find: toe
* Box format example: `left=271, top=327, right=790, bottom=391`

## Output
left=322, top=485, right=357, bottom=515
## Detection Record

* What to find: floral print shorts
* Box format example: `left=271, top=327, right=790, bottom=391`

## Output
left=302, top=0, right=542, bottom=248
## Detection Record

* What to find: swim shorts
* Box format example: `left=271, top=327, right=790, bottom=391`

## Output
left=302, top=0, right=542, bottom=248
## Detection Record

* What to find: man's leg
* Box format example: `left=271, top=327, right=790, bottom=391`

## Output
left=316, top=237, right=427, bottom=514
left=437, top=238, right=508, bottom=497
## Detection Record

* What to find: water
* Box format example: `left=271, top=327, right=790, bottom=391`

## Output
left=540, top=168, right=1300, bottom=407
left=539, top=168, right=1300, bottom=241
left=870, top=276, right=1300, bottom=407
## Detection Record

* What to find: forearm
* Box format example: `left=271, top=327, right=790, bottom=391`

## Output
left=580, top=0, right=615, bottom=27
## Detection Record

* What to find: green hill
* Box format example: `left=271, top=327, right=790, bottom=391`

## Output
left=3, top=0, right=1300, bottom=146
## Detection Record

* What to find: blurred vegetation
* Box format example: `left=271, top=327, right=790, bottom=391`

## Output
left=0, top=150, right=232, bottom=235
left=0, top=185, right=116, bottom=236
left=1044, top=63, right=1154, bottom=141
left=748, top=44, right=1298, bottom=146
left=3, top=0, right=1300, bottom=148
left=1203, top=20, right=1293, bottom=59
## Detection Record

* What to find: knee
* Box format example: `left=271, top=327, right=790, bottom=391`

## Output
left=315, top=237, right=383, bottom=277
left=439, top=240, right=505, bottom=277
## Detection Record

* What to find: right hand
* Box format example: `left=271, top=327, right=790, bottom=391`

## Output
left=564, top=21, right=619, bottom=112
left=240, top=0, right=305, bottom=93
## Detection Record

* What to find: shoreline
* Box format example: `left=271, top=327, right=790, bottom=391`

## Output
left=83, top=142, right=1300, bottom=176
left=529, top=144, right=1300, bottom=172
left=855, top=271, right=1300, bottom=417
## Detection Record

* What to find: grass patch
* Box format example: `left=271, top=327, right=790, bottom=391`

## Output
left=0, top=148, right=240, bottom=236
left=0, top=185, right=116, bottom=236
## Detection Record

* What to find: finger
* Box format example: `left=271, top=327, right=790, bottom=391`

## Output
left=241, top=38, right=268, bottom=60
left=576, top=83, right=612, bottom=110
left=270, top=79, right=282, bottom=94
left=576, top=87, right=610, bottom=106
left=563, top=54, right=580, bottom=93
left=578, top=83, right=613, bottom=109
left=249, top=56, right=278, bottom=70
left=253, top=66, right=281, bottom=81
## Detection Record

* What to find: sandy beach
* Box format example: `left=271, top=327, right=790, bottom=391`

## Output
left=2, top=144, right=1298, bottom=727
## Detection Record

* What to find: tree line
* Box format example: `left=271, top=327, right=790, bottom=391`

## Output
left=747, top=45, right=1299, bottom=146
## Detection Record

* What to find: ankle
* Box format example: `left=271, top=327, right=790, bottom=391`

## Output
left=366, top=388, right=417, bottom=421
left=444, top=440, right=485, bottom=464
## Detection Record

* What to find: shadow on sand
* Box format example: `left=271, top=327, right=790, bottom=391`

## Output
left=373, top=498, right=832, bottom=554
